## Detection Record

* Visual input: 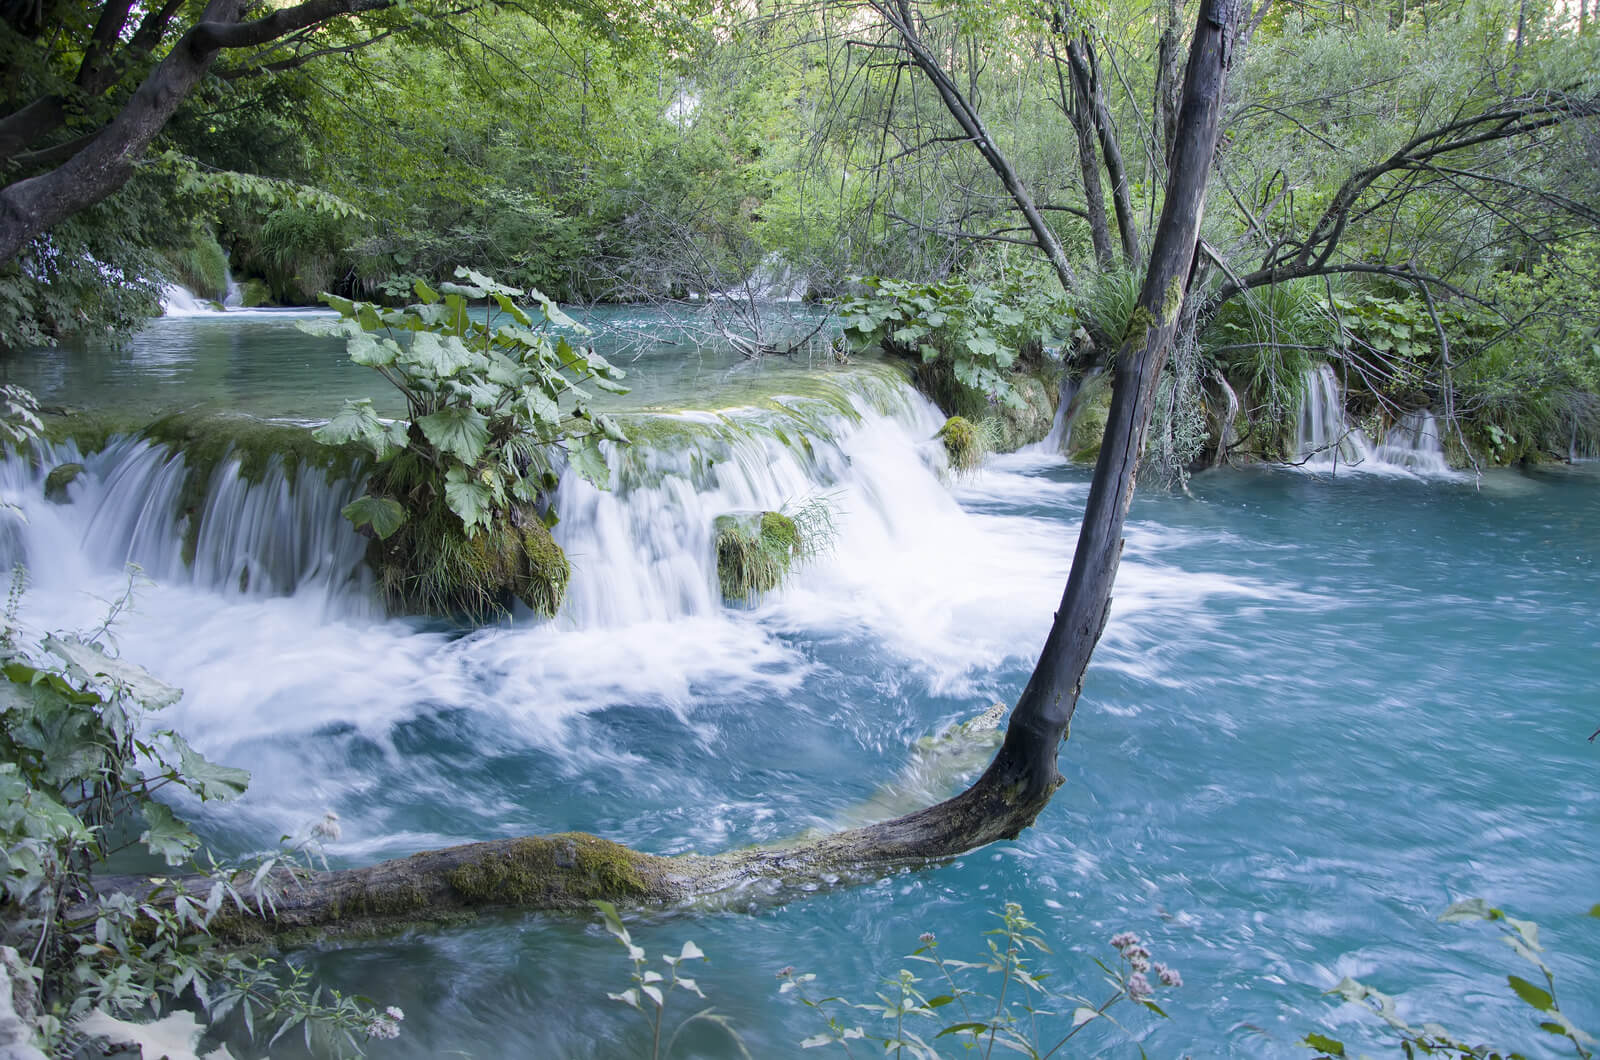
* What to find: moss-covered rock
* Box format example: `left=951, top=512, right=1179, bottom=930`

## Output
left=1064, top=378, right=1112, bottom=465
left=936, top=415, right=983, bottom=473
left=42, top=462, right=83, bottom=503
left=237, top=278, right=274, bottom=308
left=715, top=510, right=799, bottom=603
left=992, top=372, right=1058, bottom=452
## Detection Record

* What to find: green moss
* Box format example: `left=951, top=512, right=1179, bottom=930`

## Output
left=936, top=415, right=983, bottom=473
left=43, top=462, right=83, bottom=502
left=38, top=409, right=145, bottom=453
left=1064, top=378, right=1112, bottom=465
left=445, top=834, right=652, bottom=908
left=715, top=510, right=799, bottom=603
left=237, top=278, right=274, bottom=308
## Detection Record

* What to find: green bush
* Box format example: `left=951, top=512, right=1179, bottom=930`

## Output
left=311, top=268, right=628, bottom=620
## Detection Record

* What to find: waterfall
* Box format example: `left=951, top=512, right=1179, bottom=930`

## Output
left=1295, top=364, right=1376, bottom=471
left=2, top=437, right=373, bottom=615
left=160, top=284, right=219, bottom=316
left=1293, top=365, right=1460, bottom=476
left=1376, top=409, right=1451, bottom=474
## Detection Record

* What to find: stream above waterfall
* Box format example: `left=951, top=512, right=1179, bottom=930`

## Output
left=0, top=311, right=1595, bottom=1057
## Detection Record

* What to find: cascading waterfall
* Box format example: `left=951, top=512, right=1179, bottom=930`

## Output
left=1295, top=364, right=1376, bottom=470
left=1294, top=365, right=1457, bottom=476
left=2, top=436, right=374, bottom=615
left=1376, top=409, right=1452, bottom=474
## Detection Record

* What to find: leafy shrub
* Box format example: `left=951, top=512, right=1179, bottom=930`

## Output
left=839, top=277, right=1032, bottom=415
left=0, top=571, right=395, bottom=1056
left=311, top=268, right=628, bottom=620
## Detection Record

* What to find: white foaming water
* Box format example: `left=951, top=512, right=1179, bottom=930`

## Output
left=1295, top=365, right=1459, bottom=477
left=160, top=283, right=220, bottom=316
left=0, top=373, right=1276, bottom=845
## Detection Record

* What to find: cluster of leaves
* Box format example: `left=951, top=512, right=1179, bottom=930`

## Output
left=839, top=277, right=1034, bottom=413
left=0, top=568, right=392, bottom=1055
left=311, top=267, right=629, bottom=542
left=779, top=902, right=1179, bottom=1058
left=594, top=900, right=747, bottom=1060
left=1304, top=900, right=1598, bottom=1060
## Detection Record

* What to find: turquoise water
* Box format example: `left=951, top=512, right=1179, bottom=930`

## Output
left=0, top=312, right=1595, bottom=1058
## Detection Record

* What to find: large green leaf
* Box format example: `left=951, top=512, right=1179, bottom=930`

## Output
left=341, top=495, right=406, bottom=540
left=404, top=332, right=475, bottom=377
left=140, top=801, right=200, bottom=865
left=567, top=437, right=611, bottom=489
left=164, top=732, right=250, bottom=801
left=348, top=332, right=401, bottom=368
left=313, top=399, right=400, bottom=460
left=443, top=466, right=494, bottom=534
left=43, top=635, right=181, bottom=709
left=418, top=407, right=490, bottom=465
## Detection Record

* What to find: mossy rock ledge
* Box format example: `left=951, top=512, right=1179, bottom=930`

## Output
left=715, top=510, right=799, bottom=603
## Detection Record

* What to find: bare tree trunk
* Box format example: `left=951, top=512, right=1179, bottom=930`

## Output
left=1067, top=34, right=1141, bottom=266
left=1055, top=37, right=1114, bottom=268
left=95, top=0, right=1243, bottom=936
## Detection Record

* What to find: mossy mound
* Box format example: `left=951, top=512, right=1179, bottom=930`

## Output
left=445, top=834, right=653, bottom=908
left=237, top=278, right=274, bottom=308
left=715, top=510, right=799, bottom=603
left=368, top=486, right=570, bottom=622
left=936, top=416, right=983, bottom=473
left=161, top=225, right=231, bottom=302
left=1063, top=377, right=1112, bottom=465
left=42, top=462, right=83, bottom=503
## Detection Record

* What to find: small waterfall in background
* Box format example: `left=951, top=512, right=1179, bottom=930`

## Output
left=1376, top=409, right=1452, bottom=474
left=1293, top=364, right=1457, bottom=476
left=160, top=284, right=218, bottom=316
left=1295, top=364, right=1376, bottom=471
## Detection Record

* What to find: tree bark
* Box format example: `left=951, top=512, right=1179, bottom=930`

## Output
left=92, top=0, right=1242, bottom=937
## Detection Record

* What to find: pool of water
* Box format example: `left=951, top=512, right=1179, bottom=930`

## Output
left=0, top=303, right=838, bottom=421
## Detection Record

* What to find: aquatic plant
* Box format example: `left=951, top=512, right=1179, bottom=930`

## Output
left=594, top=900, right=747, bottom=1059
left=779, top=903, right=1180, bottom=1057
left=712, top=493, right=839, bottom=605
left=1303, top=901, right=1597, bottom=1060
left=311, top=267, right=627, bottom=619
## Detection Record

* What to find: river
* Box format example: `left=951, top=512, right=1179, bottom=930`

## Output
left=1, top=307, right=1595, bottom=1057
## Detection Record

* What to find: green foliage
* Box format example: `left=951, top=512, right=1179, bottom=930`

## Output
left=1303, top=900, right=1596, bottom=1060
left=934, top=415, right=1002, bottom=476
left=312, top=268, right=624, bottom=619
left=780, top=903, right=1180, bottom=1057
left=1204, top=278, right=1336, bottom=417
left=0, top=572, right=397, bottom=1055
left=593, top=900, right=748, bottom=1059
left=839, top=278, right=1031, bottom=415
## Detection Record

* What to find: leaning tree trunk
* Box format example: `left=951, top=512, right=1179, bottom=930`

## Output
left=95, top=0, right=1242, bottom=936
